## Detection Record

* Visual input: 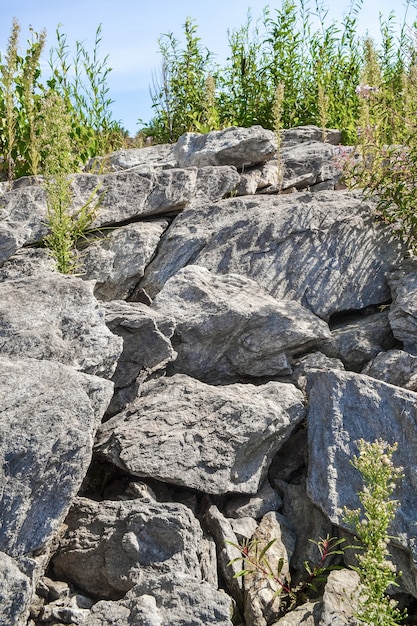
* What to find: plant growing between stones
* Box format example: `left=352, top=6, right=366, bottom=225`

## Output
left=40, top=91, right=101, bottom=274
left=227, top=533, right=345, bottom=612
left=343, top=439, right=406, bottom=626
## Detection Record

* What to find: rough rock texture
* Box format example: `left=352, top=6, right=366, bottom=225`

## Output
left=79, top=220, right=169, bottom=301
left=95, top=374, right=305, bottom=494
left=306, top=369, right=417, bottom=596
left=52, top=496, right=205, bottom=599
left=152, top=265, right=331, bottom=382
left=0, top=358, right=114, bottom=557
left=174, top=125, right=277, bottom=168
left=3, top=124, right=417, bottom=625
left=0, top=274, right=122, bottom=378
left=140, top=191, right=405, bottom=319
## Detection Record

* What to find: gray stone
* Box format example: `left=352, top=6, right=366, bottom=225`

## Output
left=174, top=126, right=277, bottom=168
left=280, top=142, right=338, bottom=190
left=325, top=309, right=395, bottom=370
left=281, top=126, right=342, bottom=146
left=0, top=357, right=113, bottom=557
left=140, top=191, right=404, bottom=320
left=95, top=374, right=305, bottom=494
left=388, top=269, right=417, bottom=354
left=86, top=144, right=177, bottom=172
left=70, top=167, right=198, bottom=227
left=306, top=369, right=417, bottom=596
left=195, top=165, right=241, bottom=201
left=104, top=300, right=176, bottom=388
left=273, top=600, right=321, bottom=625
left=79, top=220, right=168, bottom=301
left=362, top=349, right=417, bottom=390
left=0, top=274, right=122, bottom=378
left=151, top=266, right=331, bottom=382
left=243, top=512, right=296, bottom=626
left=51, top=496, right=205, bottom=599
left=0, top=248, right=57, bottom=280
left=0, top=185, right=48, bottom=265
left=319, top=569, right=360, bottom=626
left=0, top=552, right=35, bottom=626
left=84, top=574, right=234, bottom=626
left=224, top=480, right=282, bottom=520
left=204, top=504, right=244, bottom=605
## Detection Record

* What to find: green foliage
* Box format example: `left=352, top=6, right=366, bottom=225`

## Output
left=227, top=534, right=345, bottom=612
left=344, top=439, right=406, bottom=626
left=147, top=17, right=215, bottom=142
left=40, top=91, right=100, bottom=274
left=0, top=19, right=126, bottom=183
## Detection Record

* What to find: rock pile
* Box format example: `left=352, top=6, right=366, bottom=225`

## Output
left=1, top=124, right=416, bottom=625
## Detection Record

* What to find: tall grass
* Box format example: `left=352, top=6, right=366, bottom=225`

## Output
left=144, top=0, right=416, bottom=145
left=0, top=19, right=127, bottom=182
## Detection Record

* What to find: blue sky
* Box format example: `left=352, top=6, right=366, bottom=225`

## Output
left=0, top=1, right=415, bottom=135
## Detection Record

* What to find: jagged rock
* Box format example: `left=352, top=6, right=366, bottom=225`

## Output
left=289, top=352, right=345, bottom=393
left=0, top=274, right=122, bottom=378
left=0, top=248, right=57, bottom=280
left=83, top=574, right=234, bottom=626
left=204, top=504, right=244, bottom=605
left=281, top=482, right=333, bottom=577
left=280, top=141, right=339, bottom=190
left=306, top=369, right=417, bottom=597
left=95, top=374, right=305, bottom=494
left=86, top=143, right=177, bottom=171
left=319, top=569, right=360, bottom=626
left=174, top=126, right=277, bottom=168
left=195, top=165, right=241, bottom=201
left=0, top=185, right=48, bottom=265
left=281, top=125, right=342, bottom=146
left=79, top=220, right=169, bottom=300
left=151, top=266, right=331, bottom=382
left=0, top=552, right=35, bottom=626
left=104, top=300, right=176, bottom=388
left=140, top=191, right=405, bottom=319
left=362, top=349, right=417, bottom=390
left=71, top=168, right=198, bottom=226
left=0, top=357, right=113, bottom=558
left=324, top=309, right=396, bottom=370
left=224, top=480, right=282, bottom=520
left=51, top=496, right=205, bottom=599
left=244, top=512, right=296, bottom=626
left=388, top=267, right=417, bottom=354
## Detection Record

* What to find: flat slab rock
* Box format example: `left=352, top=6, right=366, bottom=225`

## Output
left=151, top=265, right=331, bottom=382
left=140, top=190, right=405, bottom=320
left=0, top=357, right=114, bottom=558
left=306, top=368, right=417, bottom=596
left=95, top=373, right=305, bottom=494
left=0, top=274, right=122, bottom=378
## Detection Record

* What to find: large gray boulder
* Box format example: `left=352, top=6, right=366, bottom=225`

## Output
left=0, top=274, right=122, bottom=378
left=362, top=349, right=417, bottom=390
left=0, top=357, right=114, bottom=558
left=151, top=266, right=331, bottom=382
left=140, top=191, right=405, bottom=320
left=174, top=125, right=277, bottom=168
left=0, top=552, right=36, bottom=626
left=95, top=374, right=305, bottom=494
left=51, top=496, right=205, bottom=599
left=306, top=369, right=417, bottom=596
left=79, top=220, right=168, bottom=301
left=280, top=141, right=338, bottom=191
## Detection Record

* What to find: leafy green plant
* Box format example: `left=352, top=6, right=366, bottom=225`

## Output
left=227, top=534, right=345, bottom=611
left=344, top=439, right=406, bottom=626
left=40, top=91, right=101, bottom=274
